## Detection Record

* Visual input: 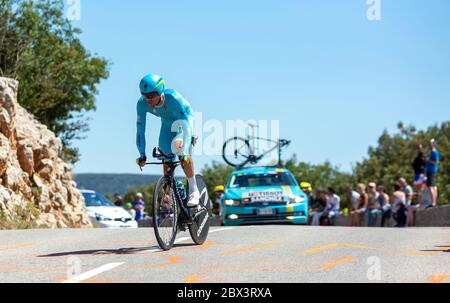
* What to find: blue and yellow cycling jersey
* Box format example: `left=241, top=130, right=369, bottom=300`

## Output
left=136, top=89, right=194, bottom=158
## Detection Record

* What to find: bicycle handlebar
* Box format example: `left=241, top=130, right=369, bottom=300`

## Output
left=138, top=148, right=179, bottom=167
left=152, top=147, right=175, bottom=160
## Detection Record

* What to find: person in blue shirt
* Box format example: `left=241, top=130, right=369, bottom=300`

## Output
left=425, top=139, right=440, bottom=206
left=133, top=192, right=145, bottom=221
left=135, top=74, right=200, bottom=207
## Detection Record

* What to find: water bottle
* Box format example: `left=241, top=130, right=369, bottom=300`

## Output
left=176, top=180, right=187, bottom=201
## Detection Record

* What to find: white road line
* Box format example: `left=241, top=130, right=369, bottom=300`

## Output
left=209, top=227, right=236, bottom=234
left=61, top=262, right=124, bottom=283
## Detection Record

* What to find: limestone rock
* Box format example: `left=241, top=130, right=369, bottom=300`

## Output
left=0, top=77, right=91, bottom=229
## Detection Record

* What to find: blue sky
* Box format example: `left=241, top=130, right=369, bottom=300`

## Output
left=70, top=0, right=450, bottom=175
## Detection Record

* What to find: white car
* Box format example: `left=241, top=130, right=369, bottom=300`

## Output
left=81, top=190, right=138, bottom=229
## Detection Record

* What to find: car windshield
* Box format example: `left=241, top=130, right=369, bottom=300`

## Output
left=82, top=192, right=115, bottom=207
left=229, top=172, right=297, bottom=188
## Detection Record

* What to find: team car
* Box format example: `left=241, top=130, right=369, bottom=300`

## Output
left=220, top=166, right=308, bottom=226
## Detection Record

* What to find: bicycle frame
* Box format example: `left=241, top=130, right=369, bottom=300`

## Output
left=247, top=123, right=290, bottom=164
left=146, top=161, right=192, bottom=226
left=243, top=137, right=290, bottom=167
left=145, top=148, right=207, bottom=226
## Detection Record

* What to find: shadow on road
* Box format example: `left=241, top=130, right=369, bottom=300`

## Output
left=420, top=245, right=450, bottom=253
left=37, top=242, right=200, bottom=257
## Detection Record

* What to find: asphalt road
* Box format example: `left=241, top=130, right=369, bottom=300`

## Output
left=0, top=225, right=449, bottom=283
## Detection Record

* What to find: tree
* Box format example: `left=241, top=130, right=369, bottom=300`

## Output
left=201, top=161, right=235, bottom=201
left=0, top=0, right=109, bottom=163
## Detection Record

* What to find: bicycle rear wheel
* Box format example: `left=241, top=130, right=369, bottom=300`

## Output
left=222, top=137, right=252, bottom=167
left=188, top=175, right=212, bottom=245
left=152, top=176, right=178, bottom=251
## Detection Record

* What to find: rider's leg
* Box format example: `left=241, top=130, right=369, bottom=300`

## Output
left=180, top=156, right=197, bottom=190
left=171, top=118, right=200, bottom=207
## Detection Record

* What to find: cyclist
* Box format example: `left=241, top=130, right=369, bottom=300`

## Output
left=135, top=74, right=200, bottom=207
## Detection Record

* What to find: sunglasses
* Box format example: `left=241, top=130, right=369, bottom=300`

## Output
left=142, top=91, right=160, bottom=99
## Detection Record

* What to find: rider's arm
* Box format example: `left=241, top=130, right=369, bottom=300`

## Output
left=136, top=99, right=147, bottom=157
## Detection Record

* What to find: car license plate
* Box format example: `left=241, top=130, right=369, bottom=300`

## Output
left=257, top=208, right=274, bottom=216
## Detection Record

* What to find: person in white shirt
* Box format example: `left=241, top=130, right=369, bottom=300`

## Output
left=399, top=178, right=414, bottom=208
left=367, top=182, right=381, bottom=227
left=325, top=188, right=340, bottom=224
left=376, top=185, right=391, bottom=227
left=346, top=187, right=360, bottom=226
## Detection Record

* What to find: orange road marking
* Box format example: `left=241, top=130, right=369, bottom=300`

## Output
left=173, top=240, right=217, bottom=251
left=0, top=266, right=64, bottom=273
left=0, top=259, right=19, bottom=264
left=303, top=243, right=340, bottom=255
left=318, top=256, right=357, bottom=270
left=428, top=275, right=450, bottom=284
left=208, top=256, right=357, bottom=272
left=254, top=260, right=323, bottom=265
left=123, top=255, right=182, bottom=270
left=184, top=275, right=203, bottom=283
left=0, top=243, right=33, bottom=251
left=303, top=243, right=450, bottom=257
left=155, top=256, right=181, bottom=268
left=221, top=241, right=283, bottom=256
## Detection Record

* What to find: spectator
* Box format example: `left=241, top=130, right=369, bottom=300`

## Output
left=408, top=177, right=433, bottom=226
left=345, top=186, right=361, bottom=226
left=213, top=185, right=225, bottom=216
left=133, top=192, right=145, bottom=221
left=310, top=189, right=326, bottom=226
left=425, top=139, right=440, bottom=206
left=300, top=182, right=314, bottom=210
left=392, top=182, right=407, bottom=227
left=113, top=193, right=124, bottom=207
left=124, top=202, right=136, bottom=220
left=412, top=144, right=426, bottom=183
left=367, top=182, right=380, bottom=227
left=399, top=178, right=413, bottom=208
left=376, top=185, right=391, bottom=227
left=417, top=178, right=433, bottom=210
left=301, top=182, right=315, bottom=225
left=324, top=188, right=340, bottom=225
left=349, top=184, right=368, bottom=227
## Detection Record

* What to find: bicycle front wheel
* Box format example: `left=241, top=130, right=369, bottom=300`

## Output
left=188, top=175, right=211, bottom=245
left=152, top=176, right=178, bottom=251
left=222, top=137, right=252, bottom=168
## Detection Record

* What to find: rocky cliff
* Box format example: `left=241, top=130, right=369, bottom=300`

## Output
left=0, top=77, right=91, bottom=228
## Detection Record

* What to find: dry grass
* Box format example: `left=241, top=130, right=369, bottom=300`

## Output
left=0, top=201, right=48, bottom=230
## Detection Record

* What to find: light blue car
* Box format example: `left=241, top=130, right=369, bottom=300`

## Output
left=221, top=166, right=308, bottom=226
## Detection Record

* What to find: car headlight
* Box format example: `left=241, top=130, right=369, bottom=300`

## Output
left=224, top=199, right=241, bottom=206
left=288, top=195, right=306, bottom=204
left=95, top=213, right=111, bottom=221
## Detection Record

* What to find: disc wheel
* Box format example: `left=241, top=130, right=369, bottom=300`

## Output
left=188, top=175, right=212, bottom=245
